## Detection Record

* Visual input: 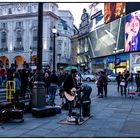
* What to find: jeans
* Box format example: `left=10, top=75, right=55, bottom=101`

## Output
left=103, top=84, right=108, bottom=96
left=67, top=100, right=74, bottom=117
left=120, top=85, right=127, bottom=96
left=48, top=85, right=58, bottom=105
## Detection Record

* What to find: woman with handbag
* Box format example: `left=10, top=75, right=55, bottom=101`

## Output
left=120, top=73, right=127, bottom=96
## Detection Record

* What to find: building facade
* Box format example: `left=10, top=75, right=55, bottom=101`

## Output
left=0, top=3, right=74, bottom=70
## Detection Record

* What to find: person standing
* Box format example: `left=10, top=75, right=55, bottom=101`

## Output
left=63, top=69, right=78, bottom=122
left=44, top=71, right=50, bottom=96
left=20, top=68, right=30, bottom=100
left=13, top=72, right=21, bottom=105
left=116, top=72, right=122, bottom=93
left=120, top=72, right=127, bottom=96
left=48, top=70, right=59, bottom=106
left=102, top=71, right=108, bottom=97
left=95, top=73, right=100, bottom=96
left=98, top=71, right=104, bottom=98
left=135, top=71, right=140, bottom=92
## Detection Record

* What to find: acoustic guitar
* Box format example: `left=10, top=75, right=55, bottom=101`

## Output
left=64, top=88, right=78, bottom=101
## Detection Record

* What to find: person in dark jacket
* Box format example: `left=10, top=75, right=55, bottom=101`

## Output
left=44, top=71, right=50, bottom=96
left=20, top=68, right=30, bottom=100
left=120, top=72, right=127, bottom=96
left=135, top=71, right=140, bottom=92
left=97, top=71, right=104, bottom=98
left=101, top=71, right=108, bottom=97
left=48, top=70, right=59, bottom=106
left=13, top=72, right=21, bottom=105
left=116, top=72, right=122, bottom=93
left=63, top=69, right=78, bottom=122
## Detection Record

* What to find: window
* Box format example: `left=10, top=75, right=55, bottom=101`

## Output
left=32, top=29, right=37, bottom=48
left=16, top=21, right=23, bottom=28
left=27, top=5, right=32, bottom=12
left=1, top=23, right=7, bottom=29
left=32, top=20, right=37, bottom=27
left=1, top=31, right=7, bottom=48
left=8, top=8, right=12, bottom=14
left=0, top=9, right=2, bottom=15
left=16, top=30, right=23, bottom=48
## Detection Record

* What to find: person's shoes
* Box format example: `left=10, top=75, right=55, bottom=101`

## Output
left=99, top=95, right=103, bottom=98
left=67, top=116, right=75, bottom=122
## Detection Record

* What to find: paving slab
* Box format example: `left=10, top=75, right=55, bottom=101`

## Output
left=0, top=82, right=140, bottom=137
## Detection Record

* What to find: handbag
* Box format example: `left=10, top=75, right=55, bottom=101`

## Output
left=120, top=81, right=125, bottom=86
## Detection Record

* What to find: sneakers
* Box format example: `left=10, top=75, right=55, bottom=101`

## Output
left=67, top=116, right=75, bottom=122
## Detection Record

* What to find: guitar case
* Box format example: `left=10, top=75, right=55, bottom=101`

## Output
left=9, top=109, right=24, bottom=123
left=0, top=101, right=13, bottom=109
left=0, top=108, right=11, bottom=122
left=0, top=108, right=24, bottom=123
left=32, top=106, right=56, bottom=118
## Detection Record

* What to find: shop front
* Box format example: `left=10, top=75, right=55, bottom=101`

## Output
left=130, top=53, right=140, bottom=73
left=92, top=57, right=106, bottom=73
left=106, top=53, right=129, bottom=74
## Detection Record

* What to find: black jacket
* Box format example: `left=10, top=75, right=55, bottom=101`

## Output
left=63, top=74, right=77, bottom=95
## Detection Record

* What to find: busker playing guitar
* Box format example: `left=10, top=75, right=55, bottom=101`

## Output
left=63, top=69, right=79, bottom=122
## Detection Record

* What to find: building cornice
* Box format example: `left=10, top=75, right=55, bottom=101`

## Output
left=0, top=11, right=58, bottom=20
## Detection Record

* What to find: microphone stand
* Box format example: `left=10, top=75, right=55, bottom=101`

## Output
left=77, top=73, right=84, bottom=122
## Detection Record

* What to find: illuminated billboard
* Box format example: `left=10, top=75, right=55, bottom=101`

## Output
left=104, top=2, right=125, bottom=24
left=89, top=17, right=124, bottom=58
left=125, top=10, right=140, bottom=52
left=89, top=3, right=104, bottom=32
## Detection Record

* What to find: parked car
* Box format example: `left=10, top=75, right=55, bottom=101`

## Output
left=107, top=74, right=117, bottom=82
left=78, top=72, right=96, bottom=82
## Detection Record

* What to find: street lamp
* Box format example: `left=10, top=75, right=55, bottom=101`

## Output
left=52, top=26, right=57, bottom=72
left=113, top=47, right=117, bottom=74
left=29, top=47, right=33, bottom=66
left=57, top=53, right=61, bottom=70
left=32, top=2, right=46, bottom=108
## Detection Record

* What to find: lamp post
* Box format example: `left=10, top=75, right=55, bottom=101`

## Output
left=113, top=47, right=117, bottom=75
left=29, top=48, right=33, bottom=67
left=57, top=53, right=61, bottom=70
left=32, top=2, right=46, bottom=108
left=52, top=26, right=57, bottom=72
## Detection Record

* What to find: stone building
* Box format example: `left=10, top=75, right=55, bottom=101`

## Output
left=0, top=3, right=74, bottom=70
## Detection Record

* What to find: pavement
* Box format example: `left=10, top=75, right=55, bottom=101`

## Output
left=0, top=82, right=140, bottom=138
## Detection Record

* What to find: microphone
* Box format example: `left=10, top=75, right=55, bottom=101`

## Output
left=131, top=37, right=136, bottom=46
left=131, top=29, right=135, bottom=46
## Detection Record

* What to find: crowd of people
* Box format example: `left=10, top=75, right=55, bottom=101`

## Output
left=115, top=71, right=140, bottom=97
left=95, top=70, right=140, bottom=98
left=1, top=63, right=140, bottom=121
left=0, top=63, right=69, bottom=106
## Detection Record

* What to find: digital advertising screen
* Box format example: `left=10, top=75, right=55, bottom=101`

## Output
left=104, top=2, right=125, bottom=24
left=89, top=17, right=125, bottom=58
left=89, top=3, right=104, bottom=32
left=125, top=10, right=140, bottom=52
left=126, top=2, right=140, bottom=15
